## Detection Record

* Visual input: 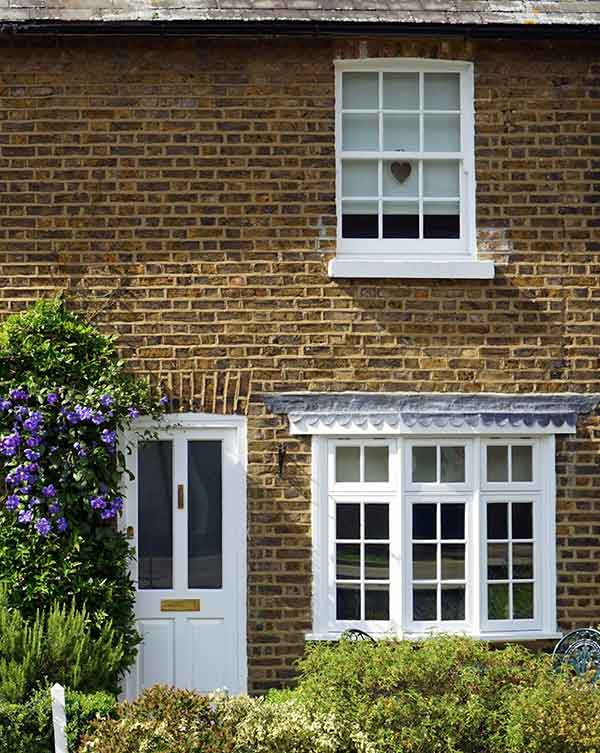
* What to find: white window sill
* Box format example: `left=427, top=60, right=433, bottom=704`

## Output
left=328, top=258, right=495, bottom=280
left=305, top=631, right=561, bottom=642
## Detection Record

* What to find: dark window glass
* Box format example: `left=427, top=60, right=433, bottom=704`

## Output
left=441, top=503, right=465, bottom=540
left=512, top=543, right=534, bottom=579
left=487, top=446, right=508, bottom=482
left=336, top=544, right=361, bottom=581
left=512, top=445, right=533, bottom=482
left=412, top=446, right=437, bottom=482
left=342, top=213, right=378, bottom=238
left=337, top=585, right=360, bottom=620
left=413, top=504, right=437, bottom=540
left=513, top=583, right=534, bottom=619
left=365, top=586, right=389, bottom=620
left=365, top=544, right=389, bottom=581
left=441, top=544, right=465, bottom=580
left=487, top=543, right=509, bottom=580
left=512, top=503, right=533, bottom=540
left=487, top=503, right=508, bottom=540
left=382, top=213, right=419, bottom=238
left=336, top=503, right=360, bottom=540
left=413, top=544, right=437, bottom=580
left=423, top=213, right=460, bottom=239
left=365, top=504, right=389, bottom=540
left=413, top=587, right=437, bottom=621
left=441, top=586, right=465, bottom=621
left=138, top=440, right=173, bottom=590
left=188, top=440, right=222, bottom=589
left=488, top=583, right=509, bottom=620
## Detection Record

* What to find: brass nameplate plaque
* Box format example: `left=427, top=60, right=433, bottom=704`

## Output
left=160, top=599, right=200, bottom=612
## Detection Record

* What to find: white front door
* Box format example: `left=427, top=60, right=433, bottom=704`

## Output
left=123, top=415, right=247, bottom=698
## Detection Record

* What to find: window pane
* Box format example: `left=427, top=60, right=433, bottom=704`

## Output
left=343, top=72, right=378, bottom=109
left=342, top=160, right=378, bottom=197
left=487, top=543, right=509, bottom=580
left=512, top=445, right=533, bottom=482
left=365, top=504, right=389, bottom=540
left=188, top=440, right=222, bottom=589
left=383, top=201, right=419, bottom=239
left=138, top=441, right=173, bottom=590
left=342, top=113, right=379, bottom=151
left=342, top=201, right=378, bottom=239
left=487, top=503, right=508, bottom=540
left=512, top=503, right=533, bottom=540
left=423, top=201, right=460, bottom=239
left=513, top=583, right=534, bottom=619
left=365, top=585, right=389, bottom=620
left=512, top=543, right=534, bottom=579
left=440, top=446, right=465, bottom=483
left=442, top=586, right=465, bottom=621
left=412, top=446, right=437, bottom=483
left=487, top=446, right=509, bottom=482
left=423, top=160, right=460, bottom=198
left=413, top=503, right=437, bottom=539
left=383, top=72, right=419, bottom=109
left=365, top=544, right=389, bottom=580
left=336, top=503, right=360, bottom=540
left=364, top=446, right=389, bottom=482
left=383, top=159, right=418, bottom=197
left=337, top=584, right=360, bottom=620
left=335, top=446, right=360, bottom=482
left=441, top=544, right=465, bottom=580
left=413, top=543, right=437, bottom=580
left=383, top=114, right=419, bottom=151
left=424, top=72, right=460, bottom=110
left=336, top=544, right=360, bottom=580
left=441, top=503, right=465, bottom=540
left=423, top=113, right=460, bottom=151
left=413, top=586, right=437, bottom=621
left=488, top=583, right=509, bottom=620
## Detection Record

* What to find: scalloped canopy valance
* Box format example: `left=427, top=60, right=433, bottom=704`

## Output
left=264, top=392, right=600, bottom=436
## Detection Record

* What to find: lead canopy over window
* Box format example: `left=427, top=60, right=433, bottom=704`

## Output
left=316, top=436, right=555, bottom=638
left=336, top=59, right=475, bottom=260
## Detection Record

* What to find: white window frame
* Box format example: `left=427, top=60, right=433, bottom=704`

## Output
left=310, top=434, right=558, bottom=641
left=330, top=58, right=493, bottom=279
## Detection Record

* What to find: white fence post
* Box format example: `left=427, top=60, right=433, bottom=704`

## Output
left=51, top=683, right=68, bottom=753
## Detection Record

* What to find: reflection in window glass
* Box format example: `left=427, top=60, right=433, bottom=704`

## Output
left=138, top=441, right=173, bottom=590
left=188, top=441, right=222, bottom=589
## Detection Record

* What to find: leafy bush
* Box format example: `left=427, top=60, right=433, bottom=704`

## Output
left=0, top=588, right=124, bottom=703
left=80, top=685, right=232, bottom=753
left=0, top=297, right=165, bottom=669
left=0, top=686, right=115, bottom=753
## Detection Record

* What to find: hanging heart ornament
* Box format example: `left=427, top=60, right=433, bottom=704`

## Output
left=390, top=161, right=412, bottom=183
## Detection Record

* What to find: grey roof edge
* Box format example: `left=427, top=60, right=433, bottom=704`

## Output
left=264, top=391, right=600, bottom=417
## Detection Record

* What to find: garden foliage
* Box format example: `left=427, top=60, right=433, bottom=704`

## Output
left=80, top=636, right=600, bottom=753
left=0, top=297, right=165, bottom=669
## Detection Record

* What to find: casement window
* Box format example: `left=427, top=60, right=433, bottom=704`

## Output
left=312, top=436, right=557, bottom=640
left=330, top=59, right=494, bottom=279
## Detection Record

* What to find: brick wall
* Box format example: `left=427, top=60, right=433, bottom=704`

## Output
left=0, top=33, right=598, bottom=690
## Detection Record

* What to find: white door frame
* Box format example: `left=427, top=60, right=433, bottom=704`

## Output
left=120, top=413, right=247, bottom=696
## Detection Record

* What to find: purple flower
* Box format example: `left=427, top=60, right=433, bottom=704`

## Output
left=42, top=484, right=56, bottom=498
left=91, top=411, right=105, bottom=425
left=35, top=517, right=52, bottom=536
left=26, top=436, right=42, bottom=448
left=112, top=496, right=124, bottom=513
left=65, top=411, right=80, bottom=425
left=1, top=432, right=21, bottom=457
left=99, top=394, right=113, bottom=408
left=24, top=448, right=40, bottom=462
left=9, top=388, right=29, bottom=402
left=56, top=517, right=68, bottom=533
left=5, top=494, right=19, bottom=511
left=159, top=395, right=169, bottom=407
left=100, top=508, right=116, bottom=520
left=28, top=497, right=41, bottom=507
left=47, top=393, right=59, bottom=406
left=17, top=508, right=33, bottom=524
left=89, top=495, right=106, bottom=510
left=23, top=412, right=43, bottom=432
left=48, top=502, right=61, bottom=515
left=101, top=429, right=117, bottom=446
left=128, top=407, right=140, bottom=419
left=75, top=404, right=94, bottom=422
left=0, top=399, right=11, bottom=411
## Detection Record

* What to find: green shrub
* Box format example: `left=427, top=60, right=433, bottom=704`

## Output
left=0, top=687, right=115, bottom=753
left=80, top=685, right=233, bottom=753
left=0, top=588, right=124, bottom=703
left=0, top=297, right=164, bottom=670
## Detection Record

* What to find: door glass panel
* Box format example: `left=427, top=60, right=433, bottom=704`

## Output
left=188, top=440, right=222, bottom=589
left=138, top=440, right=173, bottom=590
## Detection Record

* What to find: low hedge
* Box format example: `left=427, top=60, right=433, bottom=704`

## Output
left=81, top=636, right=600, bottom=753
left=0, top=687, right=115, bottom=753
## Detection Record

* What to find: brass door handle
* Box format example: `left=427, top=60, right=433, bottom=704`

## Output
left=177, top=484, right=184, bottom=510
left=126, top=526, right=134, bottom=539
